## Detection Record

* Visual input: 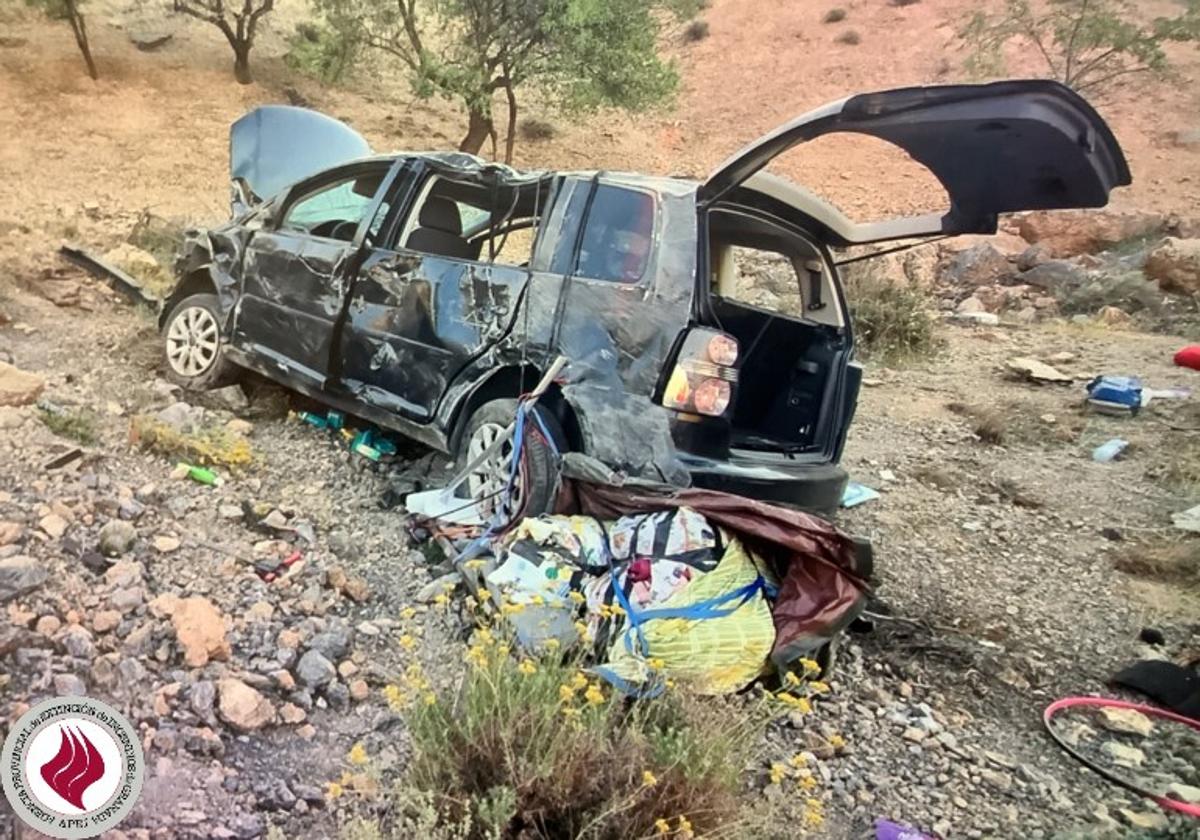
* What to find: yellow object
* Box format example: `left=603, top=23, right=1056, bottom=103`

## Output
left=603, top=533, right=776, bottom=695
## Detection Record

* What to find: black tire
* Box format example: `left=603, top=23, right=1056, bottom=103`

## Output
left=457, top=398, right=563, bottom=521
left=161, top=293, right=238, bottom=390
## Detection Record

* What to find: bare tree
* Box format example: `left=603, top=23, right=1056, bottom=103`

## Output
left=176, top=0, right=276, bottom=84
left=27, top=0, right=98, bottom=79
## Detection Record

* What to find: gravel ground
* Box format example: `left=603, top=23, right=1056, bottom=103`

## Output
left=1, top=281, right=1198, bottom=839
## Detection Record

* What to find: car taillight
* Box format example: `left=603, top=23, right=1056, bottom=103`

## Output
left=660, top=328, right=738, bottom=417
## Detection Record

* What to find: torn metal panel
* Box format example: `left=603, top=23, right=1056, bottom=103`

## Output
left=59, top=246, right=158, bottom=308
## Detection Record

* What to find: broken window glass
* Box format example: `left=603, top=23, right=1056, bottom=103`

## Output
left=572, top=185, right=655, bottom=284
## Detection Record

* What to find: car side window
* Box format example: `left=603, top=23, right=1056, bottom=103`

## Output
left=278, top=169, right=387, bottom=241
left=572, top=185, right=656, bottom=284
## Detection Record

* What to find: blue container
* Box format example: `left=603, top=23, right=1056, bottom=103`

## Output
left=1086, top=376, right=1142, bottom=415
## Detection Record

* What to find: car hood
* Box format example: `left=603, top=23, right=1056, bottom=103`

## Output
left=230, top=105, right=371, bottom=212
left=700, top=80, right=1131, bottom=242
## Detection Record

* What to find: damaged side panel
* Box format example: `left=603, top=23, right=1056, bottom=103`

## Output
left=339, top=249, right=529, bottom=420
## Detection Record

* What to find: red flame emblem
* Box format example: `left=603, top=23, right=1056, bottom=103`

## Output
left=39, top=725, right=106, bottom=810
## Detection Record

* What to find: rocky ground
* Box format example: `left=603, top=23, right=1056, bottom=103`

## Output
left=2, top=245, right=1199, bottom=839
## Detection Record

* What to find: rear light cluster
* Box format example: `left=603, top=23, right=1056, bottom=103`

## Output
left=660, top=328, right=739, bottom=417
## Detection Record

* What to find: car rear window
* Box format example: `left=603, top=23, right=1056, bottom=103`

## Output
left=550, top=184, right=655, bottom=283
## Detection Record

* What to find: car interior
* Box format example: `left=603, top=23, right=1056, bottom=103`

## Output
left=398, top=176, right=551, bottom=267
left=705, top=206, right=850, bottom=455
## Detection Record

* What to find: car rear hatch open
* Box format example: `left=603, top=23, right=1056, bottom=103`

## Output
left=229, top=105, right=372, bottom=214
left=699, top=79, right=1131, bottom=244
left=689, top=80, right=1130, bottom=463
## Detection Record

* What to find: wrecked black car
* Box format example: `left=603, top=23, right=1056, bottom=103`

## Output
left=161, top=80, right=1129, bottom=516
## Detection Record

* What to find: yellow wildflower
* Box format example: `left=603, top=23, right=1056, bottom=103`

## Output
left=809, top=680, right=830, bottom=694
left=584, top=683, right=605, bottom=706
left=610, top=604, right=625, bottom=617
left=788, top=753, right=807, bottom=768
left=544, top=638, right=560, bottom=651
left=647, top=657, right=666, bottom=671
left=561, top=706, right=581, bottom=720
left=399, top=606, right=416, bottom=620
left=799, top=657, right=820, bottom=674
left=326, top=781, right=344, bottom=800
left=346, top=742, right=368, bottom=766
left=559, top=684, right=577, bottom=702
left=423, top=692, right=437, bottom=706
left=398, top=634, right=416, bottom=651
left=677, top=815, right=694, bottom=838
left=574, top=620, right=591, bottom=638
left=463, top=558, right=486, bottom=570
left=517, top=659, right=537, bottom=676
left=827, top=734, right=845, bottom=749
left=382, top=684, right=404, bottom=708
left=664, top=679, right=676, bottom=689
left=501, top=602, right=526, bottom=616
left=768, top=763, right=787, bottom=785
left=784, top=671, right=801, bottom=687
left=478, top=589, right=492, bottom=601
left=642, top=770, right=658, bottom=787
left=654, top=818, right=671, bottom=835
left=433, top=593, right=449, bottom=608
left=568, top=591, right=586, bottom=604
left=799, top=775, right=818, bottom=791
left=465, top=645, right=489, bottom=668
left=570, top=672, right=588, bottom=691
left=803, top=808, right=824, bottom=828
left=495, top=643, right=511, bottom=657
left=805, top=798, right=823, bottom=810
left=530, top=594, right=545, bottom=606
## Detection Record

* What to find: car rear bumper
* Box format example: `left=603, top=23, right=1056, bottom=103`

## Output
left=678, top=451, right=848, bottom=517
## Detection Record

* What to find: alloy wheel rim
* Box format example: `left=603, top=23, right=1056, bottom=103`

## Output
left=465, top=421, right=524, bottom=518
left=165, top=306, right=220, bottom=378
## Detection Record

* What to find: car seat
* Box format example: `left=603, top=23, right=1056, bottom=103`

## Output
left=405, top=196, right=472, bottom=259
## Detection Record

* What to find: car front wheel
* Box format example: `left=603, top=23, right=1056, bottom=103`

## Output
left=457, top=399, right=562, bottom=523
left=162, top=293, right=236, bottom=390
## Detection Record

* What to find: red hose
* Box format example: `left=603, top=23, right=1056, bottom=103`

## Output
left=1043, top=696, right=1200, bottom=818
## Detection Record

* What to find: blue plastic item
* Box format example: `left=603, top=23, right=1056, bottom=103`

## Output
left=1092, top=438, right=1129, bottom=463
left=1086, top=376, right=1142, bottom=415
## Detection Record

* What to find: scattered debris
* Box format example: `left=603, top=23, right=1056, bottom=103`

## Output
left=1171, top=504, right=1200, bottom=533
left=1097, top=706, right=1154, bottom=737
left=842, top=482, right=881, bottom=508
left=1176, top=344, right=1200, bottom=371
left=1092, top=438, right=1129, bottom=463
left=59, top=244, right=159, bottom=307
left=1086, top=375, right=1143, bottom=415
left=1005, top=356, right=1071, bottom=384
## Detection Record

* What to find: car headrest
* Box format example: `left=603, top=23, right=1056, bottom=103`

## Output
left=418, top=196, right=462, bottom=234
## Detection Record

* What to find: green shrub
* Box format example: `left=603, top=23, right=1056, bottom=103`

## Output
left=286, top=22, right=358, bottom=84
left=519, top=118, right=556, bottom=142
left=375, top=629, right=767, bottom=839
left=842, top=263, right=941, bottom=362
left=40, top=406, right=98, bottom=445
left=822, top=8, right=846, bottom=23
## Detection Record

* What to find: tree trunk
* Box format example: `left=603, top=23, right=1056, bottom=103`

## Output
left=459, top=107, right=494, bottom=156
left=233, top=42, right=252, bottom=84
left=502, top=81, right=518, bottom=165
left=64, top=0, right=98, bottom=80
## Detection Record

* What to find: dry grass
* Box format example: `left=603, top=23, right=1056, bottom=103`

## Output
left=684, top=19, right=710, bottom=42
left=1114, top=539, right=1200, bottom=589
left=519, top=118, right=556, bottom=142
left=129, top=415, right=257, bottom=470
left=835, top=29, right=861, bottom=45
left=946, top=401, right=1083, bottom=447
left=841, top=262, right=941, bottom=362
left=822, top=8, right=847, bottom=23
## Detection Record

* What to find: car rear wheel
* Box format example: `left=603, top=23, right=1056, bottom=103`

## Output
left=162, top=293, right=237, bottom=390
left=458, top=399, right=562, bottom=522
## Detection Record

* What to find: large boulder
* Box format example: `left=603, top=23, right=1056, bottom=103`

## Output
left=1144, top=238, right=1200, bottom=295
left=943, top=243, right=1014, bottom=287
left=0, top=362, right=45, bottom=407
left=1015, top=210, right=1165, bottom=257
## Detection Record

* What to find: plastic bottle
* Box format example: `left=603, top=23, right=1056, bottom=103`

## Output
left=177, top=463, right=221, bottom=485
left=297, top=411, right=328, bottom=429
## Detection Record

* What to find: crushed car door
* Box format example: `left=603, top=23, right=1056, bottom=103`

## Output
left=231, top=161, right=397, bottom=388
left=699, top=79, right=1131, bottom=242
left=334, top=172, right=534, bottom=421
